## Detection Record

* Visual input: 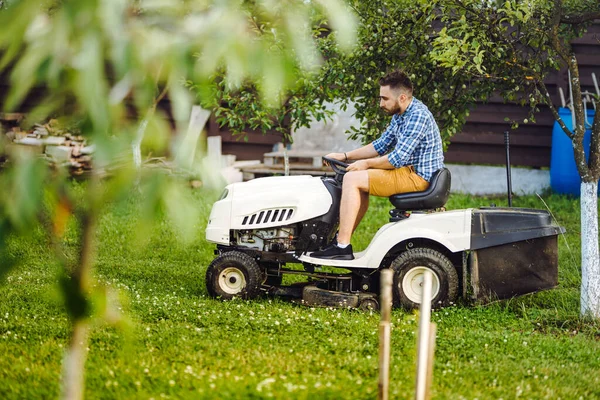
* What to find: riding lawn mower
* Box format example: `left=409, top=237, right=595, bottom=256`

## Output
left=205, top=157, right=564, bottom=310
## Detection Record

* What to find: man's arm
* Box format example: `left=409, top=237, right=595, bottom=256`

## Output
left=346, top=154, right=395, bottom=171
left=324, top=143, right=379, bottom=163
left=326, top=144, right=395, bottom=171
left=346, top=143, right=380, bottom=161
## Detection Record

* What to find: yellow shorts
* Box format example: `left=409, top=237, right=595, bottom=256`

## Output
left=367, top=166, right=429, bottom=197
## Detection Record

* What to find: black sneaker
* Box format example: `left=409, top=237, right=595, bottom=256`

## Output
left=310, top=243, right=354, bottom=260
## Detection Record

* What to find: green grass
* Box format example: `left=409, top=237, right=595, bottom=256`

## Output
left=1, top=187, right=600, bottom=399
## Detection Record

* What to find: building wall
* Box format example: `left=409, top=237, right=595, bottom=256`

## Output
left=206, top=117, right=283, bottom=161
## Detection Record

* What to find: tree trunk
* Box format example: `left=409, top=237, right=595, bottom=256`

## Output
left=283, top=146, right=290, bottom=176
left=132, top=118, right=149, bottom=169
left=60, top=179, right=99, bottom=400
left=580, top=180, right=600, bottom=318
left=60, top=320, right=89, bottom=400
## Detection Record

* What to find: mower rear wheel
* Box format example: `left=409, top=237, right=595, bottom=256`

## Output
left=206, top=251, right=263, bottom=300
left=390, top=248, right=458, bottom=309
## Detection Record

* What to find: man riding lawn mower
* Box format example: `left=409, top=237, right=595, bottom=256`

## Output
left=204, top=70, right=564, bottom=309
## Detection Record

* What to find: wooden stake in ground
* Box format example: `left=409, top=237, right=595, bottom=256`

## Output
left=378, top=269, right=393, bottom=400
left=415, top=269, right=436, bottom=400
left=426, top=322, right=437, bottom=397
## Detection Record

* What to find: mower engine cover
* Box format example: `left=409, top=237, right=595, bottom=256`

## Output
left=206, top=175, right=333, bottom=245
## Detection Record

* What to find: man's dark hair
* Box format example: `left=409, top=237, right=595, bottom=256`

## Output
left=379, top=70, right=413, bottom=94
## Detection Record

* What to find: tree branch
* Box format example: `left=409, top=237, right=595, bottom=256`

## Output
left=561, top=11, right=600, bottom=25
left=538, top=79, right=574, bottom=139
left=589, top=103, right=600, bottom=179
left=566, top=55, right=592, bottom=181
left=549, top=0, right=572, bottom=65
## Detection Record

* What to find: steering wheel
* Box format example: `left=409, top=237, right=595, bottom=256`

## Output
left=322, top=156, right=349, bottom=179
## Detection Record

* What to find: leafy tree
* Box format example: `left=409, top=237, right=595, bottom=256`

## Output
left=310, top=0, right=512, bottom=148
left=428, top=0, right=600, bottom=318
left=0, top=1, right=355, bottom=398
left=197, top=0, right=500, bottom=151
left=186, top=12, right=343, bottom=178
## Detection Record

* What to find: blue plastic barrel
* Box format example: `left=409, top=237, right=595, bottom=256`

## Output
left=550, top=107, right=598, bottom=196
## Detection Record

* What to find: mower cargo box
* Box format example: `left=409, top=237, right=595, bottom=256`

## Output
left=467, top=208, right=565, bottom=302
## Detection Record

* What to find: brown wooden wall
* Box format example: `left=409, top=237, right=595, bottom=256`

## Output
left=206, top=118, right=282, bottom=161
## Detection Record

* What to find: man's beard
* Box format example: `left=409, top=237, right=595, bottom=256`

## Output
left=382, top=103, right=401, bottom=115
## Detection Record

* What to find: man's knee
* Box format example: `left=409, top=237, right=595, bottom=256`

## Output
left=343, top=170, right=369, bottom=191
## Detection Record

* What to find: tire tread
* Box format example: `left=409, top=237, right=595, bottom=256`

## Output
left=389, top=247, right=459, bottom=309
left=206, top=251, right=263, bottom=299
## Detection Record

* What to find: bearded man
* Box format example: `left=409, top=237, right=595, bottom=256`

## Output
left=311, top=70, right=444, bottom=260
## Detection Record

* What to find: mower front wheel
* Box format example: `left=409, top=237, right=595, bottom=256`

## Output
left=206, top=251, right=263, bottom=300
left=390, top=248, right=458, bottom=309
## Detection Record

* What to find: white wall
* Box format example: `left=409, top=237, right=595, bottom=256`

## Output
left=291, top=102, right=363, bottom=152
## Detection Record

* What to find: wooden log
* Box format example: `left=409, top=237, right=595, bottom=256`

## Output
left=46, top=145, right=73, bottom=163
left=415, top=270, right=433, bottom=400
left=0, top=112, right=25, bottom=122
left=378, top=269, right=393, bottom=400
left=426, top=323, right=437, bottom=400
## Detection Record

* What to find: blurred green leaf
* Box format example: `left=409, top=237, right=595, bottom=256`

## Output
left=3, top=157, right=47, bottom=232
left=164, top=181, right=202, bottom=244
left=0, top=0, right=359, bottom=393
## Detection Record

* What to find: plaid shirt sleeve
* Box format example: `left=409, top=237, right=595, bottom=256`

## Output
left=372, top=115, right=399, bottom=156
left=386, top=110, right=429, bottom=168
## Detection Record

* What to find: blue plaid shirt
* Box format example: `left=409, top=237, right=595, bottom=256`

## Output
left=372, top=97, right=444, bottom=182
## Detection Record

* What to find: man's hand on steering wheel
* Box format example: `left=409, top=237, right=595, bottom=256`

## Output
left=345, top=159, right=369, bottom=171
left=323, top=152, right=347, bottom=165
left=322, top=156, right=349, bottom=180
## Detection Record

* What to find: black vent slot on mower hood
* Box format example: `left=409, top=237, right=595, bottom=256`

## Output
left=242, top=208, right=295, bottom=226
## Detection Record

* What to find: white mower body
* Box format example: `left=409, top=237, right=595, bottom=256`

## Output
left=207, top=174, right=473, bottom=269
left=206, top=175, right=333, bottom=245
left=299, top=209, right=472, bottom=269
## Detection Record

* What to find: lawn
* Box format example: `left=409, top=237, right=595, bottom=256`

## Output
left=1, top=183, right=599, bottom=399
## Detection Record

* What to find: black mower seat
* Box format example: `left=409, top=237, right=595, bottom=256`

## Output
left=389, top=168, right=451, bottom=211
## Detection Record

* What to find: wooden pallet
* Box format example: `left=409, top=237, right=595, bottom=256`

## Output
left=263, top=150, right=329, bottom=168
left=239, top=150, right=336, bottom=180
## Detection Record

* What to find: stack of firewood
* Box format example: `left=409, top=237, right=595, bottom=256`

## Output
left=2, top=118, right=94, bottom=176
